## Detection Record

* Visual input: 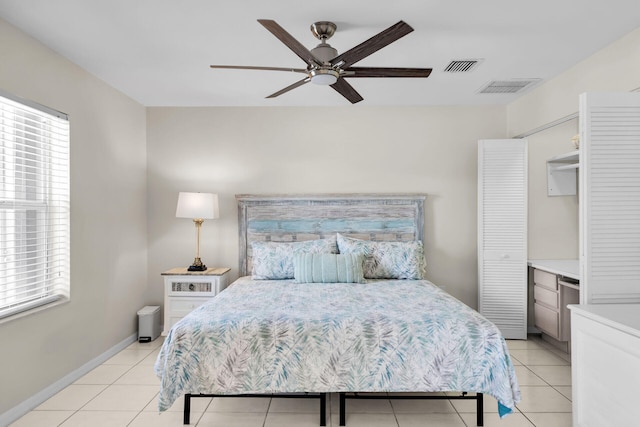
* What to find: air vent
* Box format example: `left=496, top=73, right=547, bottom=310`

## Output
left=444, top=59, right=483, bottom=73
left=478, top=79, right=541, bottom=94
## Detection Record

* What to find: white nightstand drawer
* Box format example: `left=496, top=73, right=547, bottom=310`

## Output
left=169, top=297, right=211, bottom=314
left=167, top=277, right=224, bottom=296
left=170, top=281, right=213, bottom=293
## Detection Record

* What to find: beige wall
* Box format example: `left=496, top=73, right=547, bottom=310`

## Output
left=508, top=27, right=640, bottom=260
left=147, top=106, right=506, bottom=308
left=526, top=119, right=580, bottom=260
left=0, top=19, right=148, bottom=416
left=508, top=27, right=640, bottom=137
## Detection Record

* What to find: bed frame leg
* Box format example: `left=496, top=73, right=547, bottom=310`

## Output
left=476, top=393, right=483, bottom=426
left=319, top=393, right=327, bottom=426
left=183, top=393, right=191, bottom=425
left=339, top=392, right=346, bottom=426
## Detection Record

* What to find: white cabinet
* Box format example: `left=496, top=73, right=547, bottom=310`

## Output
left=161, top=267, right=230, bottom=335
left=478, top=139, right=528, bottom=339
left=579, top=92, right=640, bottom=304
left=569, top=304, right=640, bottom=427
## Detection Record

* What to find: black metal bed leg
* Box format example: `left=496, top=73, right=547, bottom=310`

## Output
left=319, top=393, right=327, bottom=426
left=339, top=392, right=346, bottom=426
left=476, top=393, right=483, bottom=426
left=183, top=393, right=191, bottom=425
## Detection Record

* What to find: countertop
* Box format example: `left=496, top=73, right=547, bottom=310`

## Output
left=528, top=259, right=580, bottom=281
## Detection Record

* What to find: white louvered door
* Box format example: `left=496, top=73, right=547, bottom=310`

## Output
left=580, top=92, right=640, bottom=304
left=478, top=139, right=528, bottom=339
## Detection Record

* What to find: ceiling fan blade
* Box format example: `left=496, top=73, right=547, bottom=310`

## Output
left=330, top=78, right=364, bottom=104
left=210, top=65, right=308, bottom=73
left=258, top=19, right=321, bottom=67
left=331, top=21, right=414, bottom=68
left=266, top=77, right=311, bottom=98
left=344, top=67, right=432, bottom=78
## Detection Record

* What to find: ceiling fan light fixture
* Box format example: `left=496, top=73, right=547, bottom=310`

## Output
left=310, top=69, right=339, bottom=85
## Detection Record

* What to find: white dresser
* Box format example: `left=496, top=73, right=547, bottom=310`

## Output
left=569, top=304, right=640, bottom=427
left=161, top=267, right=230, bottom=335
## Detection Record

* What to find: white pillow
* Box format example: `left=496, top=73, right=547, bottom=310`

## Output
left=336, top=233, right=425, bottom=279
left=251, top=237, right=337, bottom=280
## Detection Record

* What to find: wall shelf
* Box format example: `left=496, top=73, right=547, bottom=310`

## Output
left=548, top=150, right=579, bottom=164
left=547, top=150, right=579, bottom=196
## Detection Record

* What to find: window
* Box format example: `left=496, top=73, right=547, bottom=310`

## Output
left=0, top=91, right=70, bottom=321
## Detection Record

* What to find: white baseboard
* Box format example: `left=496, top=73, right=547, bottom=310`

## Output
left=0, top=333, right=137, bottom=427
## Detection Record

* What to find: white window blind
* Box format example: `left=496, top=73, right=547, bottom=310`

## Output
left=0, top=91, right=70, bottom=321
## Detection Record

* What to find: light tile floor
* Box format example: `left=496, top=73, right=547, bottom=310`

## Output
left=10, top=335, right=573, bottom=427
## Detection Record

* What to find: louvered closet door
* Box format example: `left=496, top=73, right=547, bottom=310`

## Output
left=580, top=92, right=640, bottom=304
left=478, top=139, right=528, bottom=339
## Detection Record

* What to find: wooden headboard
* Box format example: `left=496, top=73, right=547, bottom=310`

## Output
left=236, top=194, right=426, bottom=276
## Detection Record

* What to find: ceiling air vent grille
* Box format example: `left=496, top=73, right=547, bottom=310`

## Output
left=479, top=79, right=541, bottom=94
left=444, top=59, right=482, bottom=73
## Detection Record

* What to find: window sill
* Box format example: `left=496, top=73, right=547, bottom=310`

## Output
left=0, top=297, right=70, bottom=325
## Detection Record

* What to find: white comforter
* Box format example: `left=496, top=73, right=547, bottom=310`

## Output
left=155, top=277, right=520, bottom=416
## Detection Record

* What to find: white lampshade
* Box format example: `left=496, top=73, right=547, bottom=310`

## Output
left=176, top=192, right=219, bottom=219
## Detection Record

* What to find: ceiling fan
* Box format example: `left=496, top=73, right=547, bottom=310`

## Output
left=210, top=19, right=432, bottom=104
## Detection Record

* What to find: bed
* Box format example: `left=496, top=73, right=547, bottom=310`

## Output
left=155, top=194, right=521, bottom=425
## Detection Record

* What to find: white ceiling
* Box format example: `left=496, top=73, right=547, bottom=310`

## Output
left=1, top=0, right=639, bottom=107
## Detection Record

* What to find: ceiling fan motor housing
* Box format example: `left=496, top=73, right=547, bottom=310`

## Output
left=310, top=43, right=338, bottom=64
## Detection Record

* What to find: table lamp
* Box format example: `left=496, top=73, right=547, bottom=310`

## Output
left=176, top=192, right=219, bottom=271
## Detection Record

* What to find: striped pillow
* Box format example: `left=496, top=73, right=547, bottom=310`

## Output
left=293, top=253, right=365, bottom=284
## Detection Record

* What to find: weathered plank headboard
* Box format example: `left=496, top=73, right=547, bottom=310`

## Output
left=236, top=194, right=426, bottom=276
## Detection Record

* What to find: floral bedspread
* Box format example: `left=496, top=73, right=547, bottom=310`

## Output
left=155, top=277, right=520, bottom=416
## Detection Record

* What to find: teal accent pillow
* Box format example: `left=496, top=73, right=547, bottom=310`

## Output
left=293, top=253, right=365, bottom=284
left=336, top=233, right=426, bottom=280
left=251, top=237, right=337, bottom=280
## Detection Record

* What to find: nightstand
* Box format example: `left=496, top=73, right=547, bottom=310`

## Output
left=161, top=267, right=231, bottom=335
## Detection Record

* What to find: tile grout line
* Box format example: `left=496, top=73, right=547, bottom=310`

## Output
left=447, top=395, right=471, bottom=427
left=388, top=398, right=401, bottom=427
left=126, top=343, right=161, bottom=426
left=510, top=337, right=572, bottom=426
left=521, top=411, right=538, bottom=427
left=81, top=345, right=157, bottom=427
left=55, top=411, right=75, bottom=427
left=261, top=396, right=273, bottom=427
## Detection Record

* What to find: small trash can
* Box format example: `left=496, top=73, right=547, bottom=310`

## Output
left=137, top=305, right=161, bottom=343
